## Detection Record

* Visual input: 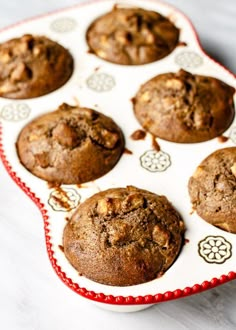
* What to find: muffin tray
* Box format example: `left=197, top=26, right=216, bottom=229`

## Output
left=0, top=0, right=236, bottom=312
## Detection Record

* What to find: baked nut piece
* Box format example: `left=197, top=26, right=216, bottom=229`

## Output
left=133, top=70, right=235, bottom=143
left=188, top=147, right=236, bottom=233
left=63, top=186, right=185, bottom=286
left=86, top=7, right=179, bottom=65
left=0, top=34, right=73, bottom=99
left=16, top=103, right=124, bottom=184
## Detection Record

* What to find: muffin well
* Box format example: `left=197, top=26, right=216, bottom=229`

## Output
left=63, top=186, right=185, bottom=286
left=0, top=34, right=73, bottom=99
left=16, top=103, right=124, bottom=184
left=188, top=147, right=236, bottom=233
left=133, top=70, right=235, bottom=143
left=86, top=6, right=179, bottom=65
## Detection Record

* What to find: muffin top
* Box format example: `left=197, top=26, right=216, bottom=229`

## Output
left=86, top=6, right=179, bottom=65
left=16, top=103, right=124, bottom=184
left=133, top=70, right=235, bottom=143
left=63, top=186, right=185, bottom=286
left=188, top=147, right=236, bottom=233
left=0, top=34, right=73, bottom=99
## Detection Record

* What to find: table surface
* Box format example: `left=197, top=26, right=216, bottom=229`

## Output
left=0, top=1, right=235, bottom=329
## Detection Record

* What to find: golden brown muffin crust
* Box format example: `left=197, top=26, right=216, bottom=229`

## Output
left=86, top=7, right=179, bottom=65
left=188, top=147, right=236, bottom=233
left=0, top=34, right=73, bottom=99
left=63, top=186, right=185, bottom=286
left=16, top=103, right=124, bottom=184
left=133, top=70, right=235, bottom=143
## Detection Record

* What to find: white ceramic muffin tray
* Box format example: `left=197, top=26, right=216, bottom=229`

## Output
left=0, top=0, right=235, bottom=313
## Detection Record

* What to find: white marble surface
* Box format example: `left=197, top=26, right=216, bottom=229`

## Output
left=0, top=0, right=235, bottom=329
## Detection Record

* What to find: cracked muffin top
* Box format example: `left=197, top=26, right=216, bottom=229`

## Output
left=188, top=147, right=236, bottom=233
left=16, top=103, right=124, bottom=184
left=63, top=186, right=185, bottom=286
left=0, top=34, right=73, bottom=99
left=86, top=6, right=179, bottom=65
left=133, top=70, right=235, bottom=143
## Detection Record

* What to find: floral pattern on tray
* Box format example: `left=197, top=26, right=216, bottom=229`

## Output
left=198, top=236, right=232, bottom=264
left=1, top=103, right=31, bottom=121
left=48, top=187, right=81, bottom=212
left=140, top=150, right=171, bottom=172
left=175, top=51, right=203, bottom=69
left=50, top=17, right=77, bottom=33
left=86, top=73, right=116, bottom=92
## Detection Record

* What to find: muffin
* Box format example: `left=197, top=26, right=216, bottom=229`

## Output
left=0, top=34, right=73, bottom=99
left=63, top=186, right=185, bottom=286
left=16, top=103, right=124, bottom=184
left=188, top=147, right=236, bottom=233
left=86, top=6, right=179, bottom=65
left=133, top=70, right=235, bottom=143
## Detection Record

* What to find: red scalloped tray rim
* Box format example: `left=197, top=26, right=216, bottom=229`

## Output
left=0, top=0, right=235, bottom=306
